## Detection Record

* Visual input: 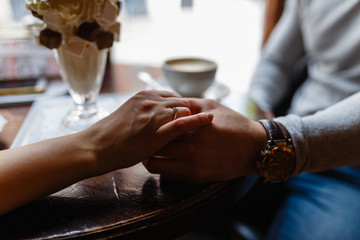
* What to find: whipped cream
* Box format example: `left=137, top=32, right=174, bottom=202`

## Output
left=25, top=0, right=119, bottom=26
left=25, top=0, right=121, bottom=49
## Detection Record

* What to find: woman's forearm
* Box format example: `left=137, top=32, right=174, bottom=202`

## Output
left=0, top=132, right=95, bottom=215
left=0, top=90, right=213, bottom=215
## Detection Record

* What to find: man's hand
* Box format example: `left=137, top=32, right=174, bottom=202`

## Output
left=143, top=98, right=268, bottom=183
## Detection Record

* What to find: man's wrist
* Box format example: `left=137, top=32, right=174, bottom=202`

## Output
left=254, top=121, right=269, bottom=153
left=256, top=119, right=296, bottom=182
left=247, top=120, right=269, bottom=174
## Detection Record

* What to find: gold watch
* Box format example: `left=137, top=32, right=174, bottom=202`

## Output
left=257, top=119, right=296, bottom=182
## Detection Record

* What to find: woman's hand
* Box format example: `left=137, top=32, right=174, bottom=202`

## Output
left=143, top=98, right=267, bottom=183
left=82, top=90, right=214, bottom=175
left=0, top=90, right=213, bottom=214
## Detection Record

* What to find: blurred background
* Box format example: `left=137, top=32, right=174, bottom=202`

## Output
left=0, top=0, right=264, bottom=93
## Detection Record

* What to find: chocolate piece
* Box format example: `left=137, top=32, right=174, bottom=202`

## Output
left=77, top=22, right=101, bottom=42
left=31, top=10, right=43, bottom=20
left=95, top=31, right=114, bottom=50
left=39, top=28, right=62, bottom=49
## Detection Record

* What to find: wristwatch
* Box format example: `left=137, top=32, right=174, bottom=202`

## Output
left=257, top=119, right=296, bottom=182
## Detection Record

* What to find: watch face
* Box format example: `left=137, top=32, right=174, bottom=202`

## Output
left=262, top=146, right=295, bottom=181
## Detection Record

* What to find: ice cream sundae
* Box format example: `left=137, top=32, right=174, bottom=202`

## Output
left=26, top=0, right=122, bottom=131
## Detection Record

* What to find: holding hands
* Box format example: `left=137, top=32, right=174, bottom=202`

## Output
left=144, top=98, right=267, bottom=183
left=0, top=90, right=269, bottom=214
left=84, top=90, right=214, bottom=174
left=0, top=90, right=213, bottom=214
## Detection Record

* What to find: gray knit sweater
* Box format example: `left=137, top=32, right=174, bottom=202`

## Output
left=249, top=0, right=360, bottom=174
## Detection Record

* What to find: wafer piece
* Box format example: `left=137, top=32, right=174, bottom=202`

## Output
left=64, top=36, right=88, bottom=57
left=107, top=22, right=121, bottom=41
left=98, top=0, right=118, bottom=25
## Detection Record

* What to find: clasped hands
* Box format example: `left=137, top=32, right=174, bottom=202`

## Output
left=85, top=90, right=267, bottom=183
left=0, top=90, right=266, bottom=215
left=133, top=91, right=267, bottom=183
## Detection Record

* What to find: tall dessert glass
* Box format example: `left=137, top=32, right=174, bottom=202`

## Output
left=25, top=0, right=122, bottom=133
left=55, top=44, right=109, bottom=132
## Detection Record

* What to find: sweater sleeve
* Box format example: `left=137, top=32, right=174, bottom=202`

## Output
left=249, top=0, right=306, bottom=111
left=275, top=91, right=360, bottom=175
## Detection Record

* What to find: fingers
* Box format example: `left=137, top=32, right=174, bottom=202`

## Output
left=156, top=107, right=191, bottom=126
left=154, top=141, right=183, bottom=159
left=185, top=98, right=218, bottom=114
left=163, top=98, right=190, bottom=108
left=186, top=98, right=202, bottom=114
left=143, top=157, right=189, bottom=181
left=137, top=90, right=191, bottom=114
left=156, top=90, right=182, bottom=98
left=168, top=107, right=191, bottom=120
left=134, top=90, right=183, bottom=103
left=132, top=90, right=215, bottom=132
left=156, top=112, right=213, bottom=144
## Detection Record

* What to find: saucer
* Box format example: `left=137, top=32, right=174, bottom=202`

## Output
left=203, top=81, right=230, bottom=100
left=157, top=78, right=230, bottom=100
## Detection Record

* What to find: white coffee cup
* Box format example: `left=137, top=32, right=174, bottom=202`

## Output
left=162, top=57, right=217, bottom=97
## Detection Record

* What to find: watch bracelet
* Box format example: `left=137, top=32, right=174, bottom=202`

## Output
left=257, top=119, right=296, bottom=182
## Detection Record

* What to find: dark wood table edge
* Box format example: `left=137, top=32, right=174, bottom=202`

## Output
left=47, top=175, right=258, bottom=240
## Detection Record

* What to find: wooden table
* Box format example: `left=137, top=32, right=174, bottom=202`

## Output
left=0, top=62, right=257, bottom=239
